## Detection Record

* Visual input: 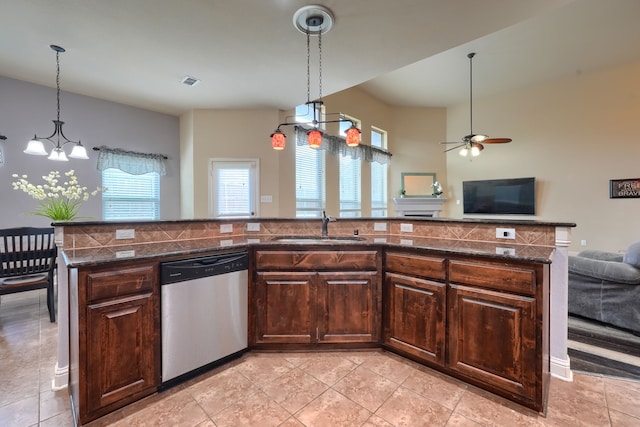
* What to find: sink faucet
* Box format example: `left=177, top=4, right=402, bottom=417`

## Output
left=321, top=210, right=336, bottom=237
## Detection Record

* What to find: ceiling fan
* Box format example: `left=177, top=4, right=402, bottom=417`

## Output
left=440, top=52, right=512, bottom=157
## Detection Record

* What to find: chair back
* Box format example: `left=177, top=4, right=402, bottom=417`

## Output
left=0, top=227, right=57, bottom=279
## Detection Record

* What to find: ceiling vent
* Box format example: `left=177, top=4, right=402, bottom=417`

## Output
left=181, top=76, right=201, bottom=86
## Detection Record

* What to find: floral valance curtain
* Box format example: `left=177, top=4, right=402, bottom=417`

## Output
left=294, top=126, right=392, bottom=164
left=96, top=145, right=167, bottom=176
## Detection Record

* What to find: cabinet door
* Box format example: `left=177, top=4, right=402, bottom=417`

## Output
left=385, top=272, right=445, bottom=366
left=86, top=292, right=158, bottom=414
left=255, top=272, right=316, bottom=344
left=448, top=283, right=537, bottom=402
left=317, top=271, right=378, bottom=344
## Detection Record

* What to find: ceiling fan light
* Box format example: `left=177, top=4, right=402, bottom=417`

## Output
left=459, top=147, right=469, bottom=157
left=308, top=129, right=323, bottom=148
left=470, top=134, right=487, bottom=143
left=270, top=130, right=286, bottom=150
left=471, top=145, right=481, bottom=156
left=24, top=138, right=48, bottom=156
left=345, top=125, right=361, bottom=147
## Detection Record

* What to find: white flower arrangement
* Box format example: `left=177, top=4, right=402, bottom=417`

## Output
left=12, top=170, right=103, bottom=221
left=433, top=181, right=443, bottom=196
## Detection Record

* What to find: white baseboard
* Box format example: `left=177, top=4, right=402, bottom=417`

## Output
left=551, top=355, right=573, bottom=381
left=52, top=362, right=68, bottom=391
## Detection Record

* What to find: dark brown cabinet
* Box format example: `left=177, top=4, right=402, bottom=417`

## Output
left=447, top=258, right=548, bottom=412
left=254, top=271, right=316, bottom=344
left=69, top=262, right=160, bottom=425
left=384, top=252, right=446, bottom=366
left=251, top=248, right=381, bottom=348
left=382, top=251, right=549, bottom=413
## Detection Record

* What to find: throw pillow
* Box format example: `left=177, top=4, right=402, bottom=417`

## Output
left=623, top=241, right=640, bottom=268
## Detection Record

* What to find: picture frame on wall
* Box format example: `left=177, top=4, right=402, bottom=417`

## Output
left=609, top=178, right=640, bottom=199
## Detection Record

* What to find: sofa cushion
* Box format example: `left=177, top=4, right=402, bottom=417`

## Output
left=569, top=256, right=640, bottom=285
left=623, top=241, right=640, bottom=268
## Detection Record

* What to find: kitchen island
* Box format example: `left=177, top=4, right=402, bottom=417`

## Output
left=55, top=217, right=574, bottom=424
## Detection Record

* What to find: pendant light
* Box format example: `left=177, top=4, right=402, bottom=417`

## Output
left=24, top=45, right=89, bottom=161
left=270, top=5, right=361, bottom=150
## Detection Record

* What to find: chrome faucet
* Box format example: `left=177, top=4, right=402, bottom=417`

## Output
left=321, top=210, right=336, bottom=237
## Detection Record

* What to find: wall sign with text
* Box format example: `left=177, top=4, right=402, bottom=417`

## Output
left=610, top=178, right=640, bottom=198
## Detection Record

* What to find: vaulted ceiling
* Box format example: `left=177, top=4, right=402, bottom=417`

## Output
left=1, top=0, right=639, bottom=116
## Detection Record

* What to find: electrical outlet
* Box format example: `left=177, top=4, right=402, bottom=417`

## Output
left=581, top=240, right=587, bottom=247
left=496, top=228, right=516, bottom=240
left=400, top=239, right=414, bottom=246
left=400, top=223, right=413, bottom=233
left=220, top=239, right=233, bottom=246
left=247, top=223, right=261, bottom=232
left=115, top=229, right=135, bottom=240
left=220, top=224, right=233, bottom=233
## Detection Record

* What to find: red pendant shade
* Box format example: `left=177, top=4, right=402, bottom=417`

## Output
left=307, top=129, right=323, bottom=148
left=345, top=125, right=361, bottom=147
left=271, top=130, right=286, bottom=150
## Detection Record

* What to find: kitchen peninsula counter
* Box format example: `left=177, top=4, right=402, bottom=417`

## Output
left=54, top=217, right=574, bottom=425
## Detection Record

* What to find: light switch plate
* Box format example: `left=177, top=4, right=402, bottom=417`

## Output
left=247, top=223, right=261, bottom=232
left=374, top=222, right=387, bottom=231
left=220, top=224, right=233, bottom=233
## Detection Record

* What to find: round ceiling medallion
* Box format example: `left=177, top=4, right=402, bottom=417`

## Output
left=292, top=5, right=334, bottom=35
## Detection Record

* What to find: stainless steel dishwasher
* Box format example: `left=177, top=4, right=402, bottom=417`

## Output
left=160, top=251, right=248, bottom=385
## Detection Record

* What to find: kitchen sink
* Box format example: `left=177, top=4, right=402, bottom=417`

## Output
left=271, top=235, right=366, bottom=244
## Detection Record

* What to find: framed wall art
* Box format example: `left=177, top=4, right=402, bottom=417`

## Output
left=609, top=178, right=640, bottom=199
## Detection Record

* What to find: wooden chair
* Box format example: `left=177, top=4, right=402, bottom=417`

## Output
left=0, top=227, right=57, bottom=322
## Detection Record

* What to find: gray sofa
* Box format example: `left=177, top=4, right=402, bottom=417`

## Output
left=568, top=244, right=640, bottom=335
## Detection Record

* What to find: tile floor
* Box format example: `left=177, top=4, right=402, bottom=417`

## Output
left=1, top=290, right=639, bottom=427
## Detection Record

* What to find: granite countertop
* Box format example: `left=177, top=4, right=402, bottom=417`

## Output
left=61, top=235, right=555, bottom=267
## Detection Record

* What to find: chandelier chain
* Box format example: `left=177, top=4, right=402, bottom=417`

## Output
left=306, top=30, right=311, bottom=103
left=318, top=29, right=322, bottom=100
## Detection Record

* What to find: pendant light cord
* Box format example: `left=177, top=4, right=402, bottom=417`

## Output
left=56, top=49, right=61, bottom=123
left=469, top=52, right=474, bottom=136
left=318, top=29, right=322, bottom=101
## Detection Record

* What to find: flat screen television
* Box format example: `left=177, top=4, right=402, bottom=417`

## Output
left=463, top=177, right=536, bottom=215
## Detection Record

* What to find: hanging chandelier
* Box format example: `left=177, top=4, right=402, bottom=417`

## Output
left=24, top=45, right=89, bottom=162
left=270, top=5, right=361, bottom=151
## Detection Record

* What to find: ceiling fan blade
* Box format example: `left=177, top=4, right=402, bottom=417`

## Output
left=482, top=138, right=512, bottom=144
left=443, top=144, right=465, bottom=153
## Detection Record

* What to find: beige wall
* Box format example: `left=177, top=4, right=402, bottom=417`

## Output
left=181, top=108, right=281, bottom=218
left=446, top=59, right=640, bottom=253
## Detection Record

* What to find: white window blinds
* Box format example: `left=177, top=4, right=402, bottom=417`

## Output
left=295, top=141, right=325, bottom=218
left=371, top=127, right=388, bottom=217
left=213, top=166, right=252, bottom=218
left=102, top=168, right=160, bottom=220
left=339, top=119, right=362, bottom=217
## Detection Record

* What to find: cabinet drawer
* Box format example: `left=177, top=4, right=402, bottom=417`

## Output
left=256, top=250, right=378, bottom=271
left=86, top=264, right=156, bottom=302
left=385, top=252, right=446, bottom=281
left=449, top=260, right=535, bottom=296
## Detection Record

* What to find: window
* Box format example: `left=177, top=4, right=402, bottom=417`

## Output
left=102, top=169, right=160, bottom=220
left=371, top=127, right=388, bottom=217
left=210, top=160, right=258, bottom=218
left=296, top=142, right=325, bottom=218
left=339, top=117, right=361, bottom=217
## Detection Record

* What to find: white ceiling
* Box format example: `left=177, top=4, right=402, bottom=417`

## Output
left=1, top=0, right=639, bottom=116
